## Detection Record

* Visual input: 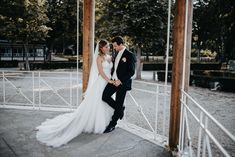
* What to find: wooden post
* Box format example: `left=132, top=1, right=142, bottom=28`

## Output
left=82, top=0, right=95, bottom=93
left=169, top=0, right=192, bottom=150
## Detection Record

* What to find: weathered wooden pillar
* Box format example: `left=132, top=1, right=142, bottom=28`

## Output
left=169, top=0, right=192, bottom=150
left=82, top=0, right=95, bottom=93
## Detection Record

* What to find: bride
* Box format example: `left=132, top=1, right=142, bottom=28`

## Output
left=36, top=39, right=114, bottom=147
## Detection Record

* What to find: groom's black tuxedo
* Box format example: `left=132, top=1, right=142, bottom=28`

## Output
left=102, top=48, right=136, bottom=130
left=111, top=49, right=136, bottom=90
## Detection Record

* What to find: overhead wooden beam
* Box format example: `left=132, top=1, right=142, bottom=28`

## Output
left=82, top=0, right=95, bottom=93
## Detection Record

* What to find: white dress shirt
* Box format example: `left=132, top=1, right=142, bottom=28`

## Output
left=112, top=47, right=126, bottom=80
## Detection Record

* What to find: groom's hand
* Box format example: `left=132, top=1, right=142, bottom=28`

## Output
left=108, top=80, right=115, bottom=84
left=114, top=80, right=122, bottom=87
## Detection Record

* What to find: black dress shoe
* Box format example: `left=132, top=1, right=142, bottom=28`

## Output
left=119, top=106, right=125, bottom=120
left=103, top=126, right=115, bottom=133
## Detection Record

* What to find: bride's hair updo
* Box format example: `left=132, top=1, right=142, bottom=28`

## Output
left=98, top=39, right=108, bottom=56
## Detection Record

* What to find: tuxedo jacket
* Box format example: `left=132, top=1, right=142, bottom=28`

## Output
left=111, top=49, right=136, bottom=90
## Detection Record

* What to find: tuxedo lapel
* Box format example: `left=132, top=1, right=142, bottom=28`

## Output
left=116, top=50, right=127, bottom=71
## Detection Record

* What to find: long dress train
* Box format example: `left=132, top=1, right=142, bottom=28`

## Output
left=36, top=58, right=113, bottom=147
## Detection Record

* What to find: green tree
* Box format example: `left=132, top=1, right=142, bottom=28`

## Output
left=0, top=0, right=51, bottom=70
left=96, top=0, right=168, bottom=79
left=46, top=0, right=83, bottom=56
left=96, top=0, right=168, bottom=58
left=193, top=0, right=235, bottom=61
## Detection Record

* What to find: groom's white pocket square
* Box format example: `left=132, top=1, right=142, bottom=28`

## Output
left=121, top=57, right=127, bottom=62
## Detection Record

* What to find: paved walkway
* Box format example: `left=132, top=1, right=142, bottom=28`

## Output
left=0, top=108, right=172, bottom=157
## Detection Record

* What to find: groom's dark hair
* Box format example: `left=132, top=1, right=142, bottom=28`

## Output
left=111, top=36, right=124, bottom=45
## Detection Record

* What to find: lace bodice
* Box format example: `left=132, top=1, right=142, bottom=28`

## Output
left=102, top=55, right=113, bottom=78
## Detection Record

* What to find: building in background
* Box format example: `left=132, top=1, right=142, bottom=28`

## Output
left=0, top=39, right=46, bottom=62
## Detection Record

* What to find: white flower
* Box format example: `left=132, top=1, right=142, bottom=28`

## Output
left=122, top=57, right=127, bottom=62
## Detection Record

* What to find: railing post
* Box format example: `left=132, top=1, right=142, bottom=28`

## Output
left=38, top=72, right=41, bottom=109
left=203, top=116, right=213, bottom=157
left=163, top=85, right=167, bottom=136
left=179, top=92, right=184, bottom=152
left=154, top=85, right=159, bottom=140
left=3, top=71, right=5, bottom=106
left=77, top=73, right=79, bottom=107
left=202, top=116, right=208, bottom=157
left=70, top=72, right=72, bottom=109
left=32, top=72, right=35, bottom=109
left=179, top=92, right=186, bottom=153
left=197, top=112, right=203, bottom=157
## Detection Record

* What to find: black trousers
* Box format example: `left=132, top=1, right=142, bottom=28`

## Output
left=102, top=83, right=127, bottom=127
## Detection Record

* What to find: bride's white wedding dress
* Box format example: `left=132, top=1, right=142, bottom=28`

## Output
left=36, top=56, right=114, bottom=147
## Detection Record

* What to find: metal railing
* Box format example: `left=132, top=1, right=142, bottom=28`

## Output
left=0, top=71, right=82, bottom=111
left=123, top=80, right=171, bottom=145
left=179, top=90, right=235, bottom=157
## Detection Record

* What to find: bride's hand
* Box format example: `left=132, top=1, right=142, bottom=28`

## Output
left=108, top=80, right=114, bottom=84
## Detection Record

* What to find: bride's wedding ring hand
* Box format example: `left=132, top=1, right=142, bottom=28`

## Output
left=108, top=80, right=115, bottom=84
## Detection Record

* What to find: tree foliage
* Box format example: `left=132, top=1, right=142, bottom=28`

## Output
left=46, top=0, right=82, bottom=54
left=0, top=0, right=51, bottom=70
left=0, top=0, right=50, bottom=42
left=96, top=0, right=169, bottom=57
left=1, top=0, right=234, bottom=63
left=193, top=0, right=235, bottom=60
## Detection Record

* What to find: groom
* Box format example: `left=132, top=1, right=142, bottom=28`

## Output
left=102, top=36, right=136, bottom=133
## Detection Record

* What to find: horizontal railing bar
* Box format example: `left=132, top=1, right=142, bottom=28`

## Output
left=39, top=104, right=77, bottom=108
left=1, top=71, right=82, bottom=74
left=0, top=102, right=35, bottom=106
left=0, top=104, right=75, bottom=112
left=0, top=102, right=77, bottom=108
left=133, top=80, right=171, bottom=88
left=132, top=87, right=170, bottom=95
left=3, top=76, right=81, bottom=80
left=33, top=86, right=82, bottom=92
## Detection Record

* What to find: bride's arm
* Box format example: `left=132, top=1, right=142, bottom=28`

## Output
left=97, top=56, right=113, bottom=84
